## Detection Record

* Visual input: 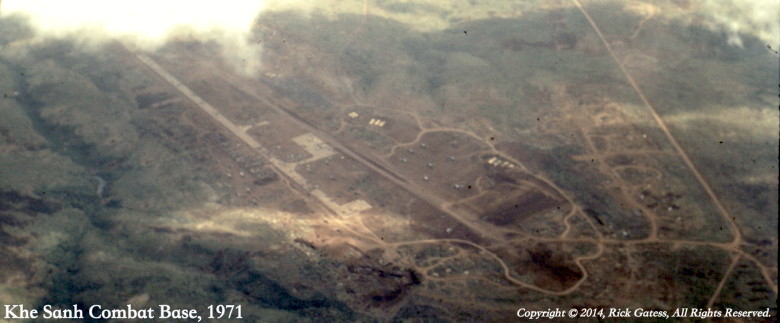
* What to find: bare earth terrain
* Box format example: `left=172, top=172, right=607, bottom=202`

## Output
left=0, top=0, right=776, bottom=321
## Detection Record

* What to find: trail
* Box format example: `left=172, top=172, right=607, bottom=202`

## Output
left=571, top=0, right=740, bottom=246
left=571, top=0, right=776, bottom=297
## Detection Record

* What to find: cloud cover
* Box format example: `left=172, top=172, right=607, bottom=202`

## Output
left=702, top=0, right=780, bottom=47
left=1, top=0, right=776, bottom=73
left=1, top=0, right=268, bottom=75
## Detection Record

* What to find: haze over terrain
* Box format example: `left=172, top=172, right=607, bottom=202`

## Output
left=2, top=0, right=268, bottom=75
left=0, top=0, right=777, bottom=321
left=2, top=0, right=778, bottom=69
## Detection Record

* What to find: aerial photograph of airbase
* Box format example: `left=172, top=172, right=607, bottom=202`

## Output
left=0, top=0, right=777, bottom=321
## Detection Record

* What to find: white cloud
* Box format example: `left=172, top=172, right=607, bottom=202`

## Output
left=1, top=0, right=267, bottom=74
left=702, top=0, right=780, bottom=47
left=2, top=1, right=265, bottom=40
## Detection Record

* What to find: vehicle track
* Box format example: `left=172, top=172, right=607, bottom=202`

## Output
left=572, top=0, right=776, bottom=296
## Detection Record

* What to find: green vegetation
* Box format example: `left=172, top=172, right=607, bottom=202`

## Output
left=1, top=1, right=777, bottom=319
